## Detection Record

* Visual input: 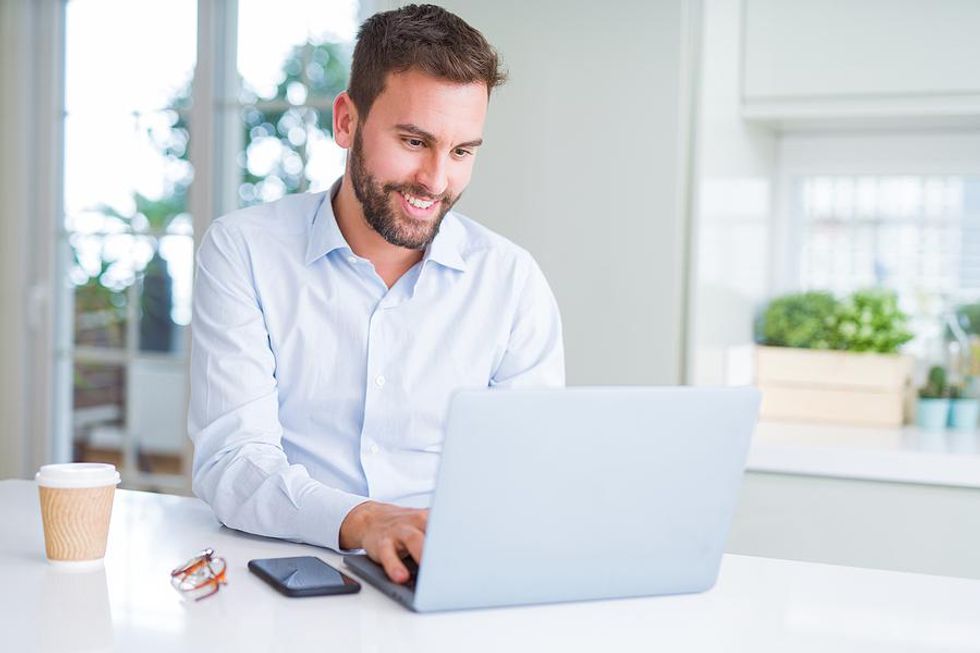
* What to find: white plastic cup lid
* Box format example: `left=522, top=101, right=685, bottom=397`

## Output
left=35, top=463, right=121, bottom=489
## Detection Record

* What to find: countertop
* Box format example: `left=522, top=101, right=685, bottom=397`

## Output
left=747, top=421, right=980, bottom=488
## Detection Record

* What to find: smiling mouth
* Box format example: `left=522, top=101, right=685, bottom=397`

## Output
left=399, top=190, right=439, bottom=210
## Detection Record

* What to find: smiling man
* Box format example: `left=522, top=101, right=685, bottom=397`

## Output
left=188, top=4, right=564, bottom=584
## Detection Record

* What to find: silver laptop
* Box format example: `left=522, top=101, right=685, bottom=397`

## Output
left=344, top=386, right=760, bottom=612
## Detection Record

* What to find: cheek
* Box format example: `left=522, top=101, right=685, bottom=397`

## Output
left=450, top=159, right=476, bottom=191
left=371, top=152, right=415, bottom=184
left=361, top=134, right=416, bottom=181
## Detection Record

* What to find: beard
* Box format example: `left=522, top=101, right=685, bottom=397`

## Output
left=348, top=129, right=459, bottom=250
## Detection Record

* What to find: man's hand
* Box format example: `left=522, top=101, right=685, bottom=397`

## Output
left=339, top=501, right=428, bottom=584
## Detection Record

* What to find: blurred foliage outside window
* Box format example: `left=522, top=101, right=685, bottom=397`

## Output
left=72, top=40, right=351, bottom=354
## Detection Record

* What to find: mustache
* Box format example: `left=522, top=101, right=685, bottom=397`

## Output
left=383, top=182, right=451, bottom=203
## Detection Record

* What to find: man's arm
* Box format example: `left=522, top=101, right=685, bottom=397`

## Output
left=491, top=256, right=566, bottom=388
left=188, top=221, right=370, bottom=551
left=191, top=221, right=435, bottom=579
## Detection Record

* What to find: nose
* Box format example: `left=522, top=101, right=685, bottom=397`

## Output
left=415, top=151, right=449, bottom=198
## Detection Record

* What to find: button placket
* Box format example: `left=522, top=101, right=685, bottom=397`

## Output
left=361, top=307, right=388, bottom=466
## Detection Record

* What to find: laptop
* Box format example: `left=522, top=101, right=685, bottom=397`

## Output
left=344, top=386, right=760, bottom=612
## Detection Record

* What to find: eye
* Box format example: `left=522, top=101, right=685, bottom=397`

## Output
left=403, top=137, right=425, bottom=149
left=453, top=148, right=473, bottom=158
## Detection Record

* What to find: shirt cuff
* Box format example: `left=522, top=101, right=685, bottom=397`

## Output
left=294, top=484, right=372, bottom=552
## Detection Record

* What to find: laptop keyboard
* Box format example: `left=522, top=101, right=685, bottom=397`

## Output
left=402, top=557, right=419, bottom=590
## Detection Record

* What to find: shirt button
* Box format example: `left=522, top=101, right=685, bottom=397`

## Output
left=375, top=375, right=386, bottom=388
left=369, top=443, right=380, bottom=455
left=348, top=255, right=357, bottom=264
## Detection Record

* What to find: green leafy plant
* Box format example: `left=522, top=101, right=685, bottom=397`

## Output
left=919, top=365, right=949, bottom=399
left=757, top=291, right=838, bottom=350
left=827, top=289, right=914, bottom=353
left=759, top=289, right=913, bottom=354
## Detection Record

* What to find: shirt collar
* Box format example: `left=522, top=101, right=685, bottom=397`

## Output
left=304, top=178, right=351, bottom=265
left=305, top=177, right=468, bottom=272
left=423, top=210, right=468, bottom=272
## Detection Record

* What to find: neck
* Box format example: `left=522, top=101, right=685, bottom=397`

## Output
left=333, top=175, right=424, bottom=285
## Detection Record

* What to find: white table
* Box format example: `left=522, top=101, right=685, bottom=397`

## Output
left=2, top=479, right=979, bottom=652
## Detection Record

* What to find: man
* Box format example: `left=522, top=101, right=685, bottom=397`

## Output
left=189, top=4, right=564, bottom=585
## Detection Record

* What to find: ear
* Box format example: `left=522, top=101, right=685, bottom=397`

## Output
left=333, top=91, right=357, bottom=149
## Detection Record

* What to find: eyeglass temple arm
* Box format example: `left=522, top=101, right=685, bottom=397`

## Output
left=171, top=554, right=213, bottom=577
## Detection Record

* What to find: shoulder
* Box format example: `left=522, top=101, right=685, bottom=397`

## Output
left=201, top=192, right=326, bottom=262
left=210, top=192, right=326, bottom=238
left=448, top=212, right=561, bottom=324
left=449, top=211, right=540, bottom=278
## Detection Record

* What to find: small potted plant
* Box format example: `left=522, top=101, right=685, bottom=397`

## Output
left=948, top=377, right=980, bottom=431
left=917, top=365, right=950, bottom=430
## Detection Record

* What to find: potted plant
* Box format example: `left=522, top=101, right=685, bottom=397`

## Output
left=947, top=376, right=979, bottom=431
left=755, top=289, right=915, bottom=426
left=916, top=366, right=950, bottom=430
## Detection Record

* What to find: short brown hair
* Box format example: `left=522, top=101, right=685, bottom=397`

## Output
left=348, top=4, right=506, bottom=118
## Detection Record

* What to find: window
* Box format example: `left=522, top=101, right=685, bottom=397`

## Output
left=236, top=0, right=358, bottom=204
left=777, top=133, right=980, bottom=362
left=62, top=0, right=198, bottom=490
left=796, top=176, right=980, bottom=296
left=60, top=0, right=359, bottom=491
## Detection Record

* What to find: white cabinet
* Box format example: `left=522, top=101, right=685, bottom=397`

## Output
left=742, top=0, right=980, bottom=125
left=729, top=471, right=980, bottom=580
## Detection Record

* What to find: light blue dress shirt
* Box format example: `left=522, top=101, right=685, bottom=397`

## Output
left=188, top=179, right=564, bottom=551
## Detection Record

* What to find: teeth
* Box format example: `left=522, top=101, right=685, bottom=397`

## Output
left=402, top=192, right=435, bottom=209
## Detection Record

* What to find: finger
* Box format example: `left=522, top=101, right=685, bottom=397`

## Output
left=400, top=527, right=425, bottom=565
left=375, top=539, right=409, bottom=584
left=413, top=509, right=429, bottom=530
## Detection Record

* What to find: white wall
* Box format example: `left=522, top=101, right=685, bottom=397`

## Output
left=419, top=0, right=698, bottom=385
left=0, top=0, right=62, bottom=480
left=687, top=0, right=777, bottom=385
left=0, top=0, right=32, bottom=479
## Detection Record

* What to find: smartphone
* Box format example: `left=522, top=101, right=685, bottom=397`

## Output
left=248, top=556, right=361, bottom=597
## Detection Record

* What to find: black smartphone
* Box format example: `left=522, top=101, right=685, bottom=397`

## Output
left=248, top=556, right=361, bottom=597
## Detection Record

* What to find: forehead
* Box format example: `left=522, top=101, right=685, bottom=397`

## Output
left=366, top=69, right=489, bottom=140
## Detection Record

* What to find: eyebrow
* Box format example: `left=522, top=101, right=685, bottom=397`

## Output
left=394, top=123, right=484, bottom=149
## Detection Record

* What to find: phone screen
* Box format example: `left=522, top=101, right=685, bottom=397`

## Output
left=248, top=556, right=361, bottom=597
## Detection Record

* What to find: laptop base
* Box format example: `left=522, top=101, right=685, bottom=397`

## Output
left=343, top=555, right=419, bottom=611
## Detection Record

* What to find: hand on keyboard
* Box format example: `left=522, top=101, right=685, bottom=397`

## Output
left=339, top=501, right=428, bottom=584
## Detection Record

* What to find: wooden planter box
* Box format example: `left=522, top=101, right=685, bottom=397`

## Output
left=755, top=346, right=914, bottom=427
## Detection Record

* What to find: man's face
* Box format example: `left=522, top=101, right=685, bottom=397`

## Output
left=347, top=69, right=489, bottom=250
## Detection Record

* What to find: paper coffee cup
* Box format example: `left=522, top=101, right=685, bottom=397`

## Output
left=36, top=463, right=121, bottom=569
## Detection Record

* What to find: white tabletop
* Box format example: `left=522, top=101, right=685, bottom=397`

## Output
left=2, top=479, right=980, bottom=652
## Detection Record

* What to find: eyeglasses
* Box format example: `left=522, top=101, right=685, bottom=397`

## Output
left=170, top=548, right=227, bottom=601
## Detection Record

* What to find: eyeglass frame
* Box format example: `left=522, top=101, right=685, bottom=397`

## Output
left=170, top=547, right=228, bottom=601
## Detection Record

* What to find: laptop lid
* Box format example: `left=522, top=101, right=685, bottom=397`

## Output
left=412, top=386, right=760, bottom=612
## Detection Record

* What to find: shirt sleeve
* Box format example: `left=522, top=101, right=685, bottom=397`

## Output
left=490, top=256, right=566, bottom=388
left=187, top=221, right=369, bottom=552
